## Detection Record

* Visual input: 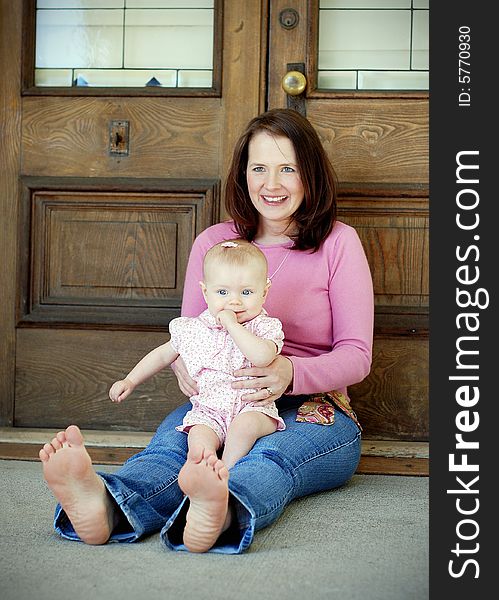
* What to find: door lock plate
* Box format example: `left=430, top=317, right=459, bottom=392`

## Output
left=109, top=120, right=129, bottom=156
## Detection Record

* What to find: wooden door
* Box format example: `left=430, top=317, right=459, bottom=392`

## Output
left=0, top=0, right=268, bottom=432
left=267, top=0, right=429, bottom=442
left=1, top=0, right=428, bottom=444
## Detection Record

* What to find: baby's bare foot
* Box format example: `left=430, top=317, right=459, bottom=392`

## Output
left=178, top=452, right=230, bottom=553
left=39, top=425, right=117, bottom=545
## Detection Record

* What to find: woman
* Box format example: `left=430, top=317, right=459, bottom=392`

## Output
left=39, top=108, right=374, bottom=554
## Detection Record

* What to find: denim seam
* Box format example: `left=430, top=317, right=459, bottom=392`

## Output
left=143, top=475, right=179, bottom=502
left=293, top=430, right=361, bottom=471
left=115, top=475, right=179, bottom=503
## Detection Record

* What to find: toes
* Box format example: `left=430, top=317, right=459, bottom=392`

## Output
left=51, top=436, right=63, bottom=451
left=205, top=455, right=228, bottom=480
left=202, top=449, right=216, bottom=463
left=212, top=458, right=228, bottom=477
left=40, top=430, right=72, bottom=460
left=205, top=454, right=218, bottom=469
left=39, top=434, right=67, bottom=461
left=65, top=425, right=84, bottom=447
left=56, top=431, right=67, bottom=446
left=217, top=465, right=229, bottom=482
left=42, top=442, right=56, bottom=457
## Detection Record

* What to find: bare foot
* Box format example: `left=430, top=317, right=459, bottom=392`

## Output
left=39, top=425, right=117, bottom=545
left=178, top=452, right=230, bottom=553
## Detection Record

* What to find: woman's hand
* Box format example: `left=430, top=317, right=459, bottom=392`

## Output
left=231, top=355, right=293, bottom=406
left=171, top=356, right=198, bottom=397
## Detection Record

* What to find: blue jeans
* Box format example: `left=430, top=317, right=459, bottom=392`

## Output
left=54, top=396, right=361, bottom=554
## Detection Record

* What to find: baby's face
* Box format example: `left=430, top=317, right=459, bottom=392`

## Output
left=201, top=261, right=269, bottom=323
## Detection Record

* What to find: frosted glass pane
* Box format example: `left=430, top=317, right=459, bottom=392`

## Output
left=34, top=68, right=73, bottom=86
left=412, top=10, right=429, bottom=69
left=320, top=1, right=410, bottom=7
left=413, top=0, right=429, bottom=8
left=36, top=10, right=123, bottom=68
left=317, top=71, right=357, bottom=89
left=75, top=69, right=177, bottom=86
left=127, top=0, right=213, bottom=6
left=319, top=10, right=411, bottom=70
left=124, top=9, right=213, bottom=69
left=359, top=70, right=428, bottom=89
left=177, top=70, right=212, bottom=87
left=37, top=1, right=124, bottom=7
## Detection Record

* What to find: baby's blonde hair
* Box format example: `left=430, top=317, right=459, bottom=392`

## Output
left=203, top=239, right=268, bottom=280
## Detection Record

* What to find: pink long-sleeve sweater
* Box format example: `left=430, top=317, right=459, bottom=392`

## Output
left=181, top=220, right=374, bottom=400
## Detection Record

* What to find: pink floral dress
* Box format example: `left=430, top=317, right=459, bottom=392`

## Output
left=171, top=309, right=285, bottom=443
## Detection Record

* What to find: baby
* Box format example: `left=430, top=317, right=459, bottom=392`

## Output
left=109, top=239, right=285, bottom=472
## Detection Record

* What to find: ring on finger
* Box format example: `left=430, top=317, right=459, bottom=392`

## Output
left=265, top=387, right=273, bottom=397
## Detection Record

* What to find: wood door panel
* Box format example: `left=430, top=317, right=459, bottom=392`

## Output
left=50, top=215, right=179, bottom=298
left=338, top=196, right=428, bottom=308
left=19, top=177, right=219, bottom=327
left=36, top=206, right=184, bottom=302
left=14, top=328, right=184, bottom=431
left=308, top=99, right=428, bottom=185
left=349, top=337, right=429, bottom=440
left=21, top=97, right=221, bottom=178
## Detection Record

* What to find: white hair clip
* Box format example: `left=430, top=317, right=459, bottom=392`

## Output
left=221, top=241, right=239, bottom=248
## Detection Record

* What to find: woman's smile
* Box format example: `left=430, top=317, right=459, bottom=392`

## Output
left=261, top=194, right=288, bottom=205
left=246, top=131, right=304, bottom=232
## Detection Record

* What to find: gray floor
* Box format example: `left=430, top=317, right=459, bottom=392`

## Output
left=1, top=460, right=429, bottom=600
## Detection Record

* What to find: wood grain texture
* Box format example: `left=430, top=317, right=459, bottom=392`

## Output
left=22, top=97, right=221, bottom=178
left=14, top=329, right=185, bottom=431
left=356, top=456, right=428, bottom=476
left=14, top=329, right=428, bottom=441
left=5, top=2, right=430, bottom=444
left=33, top=201, right=187, bottom=301
left=18, top=177, right=220, bottom=327
left=219, top=0, right=268, bottom=218
left=0, top=428, right=428, bottom=457
left=0, top=0, right=22, bottom=425
left=308, top=99, right=428, bottom=185
left=267, top=0, right=309, bottom=109
left=338, top=195, right=428, bottom=307
left=350, top=337, right=429, bottom=440
left=0, top=430, right=428, bottom=475
left=0, top=443, right=428, bottom=476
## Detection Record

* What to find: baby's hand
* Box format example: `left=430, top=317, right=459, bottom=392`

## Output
left=109, top=378, right=135, bottom=403
left=216, top=309, right=238, bottom=328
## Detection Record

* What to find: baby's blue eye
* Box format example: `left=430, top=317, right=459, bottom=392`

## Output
left=217, top=289, right=228, bottom=296
left=242, top=289, right=252, bottom=296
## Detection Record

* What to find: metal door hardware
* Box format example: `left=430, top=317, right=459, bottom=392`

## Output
left=109, top=120, right=129, bottom=156
left=279, top=8, right=299, bottom=30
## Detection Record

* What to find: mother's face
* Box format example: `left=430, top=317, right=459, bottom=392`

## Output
left=246, top=131, right=304, bottom=229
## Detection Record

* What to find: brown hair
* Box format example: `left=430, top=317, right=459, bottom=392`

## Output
left=203, top=239, right=268, bottom=280
left=224, top=108, right=338, bottom=252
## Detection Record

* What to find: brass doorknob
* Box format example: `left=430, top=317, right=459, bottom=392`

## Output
left=281, top=71, right=307, bottom=96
